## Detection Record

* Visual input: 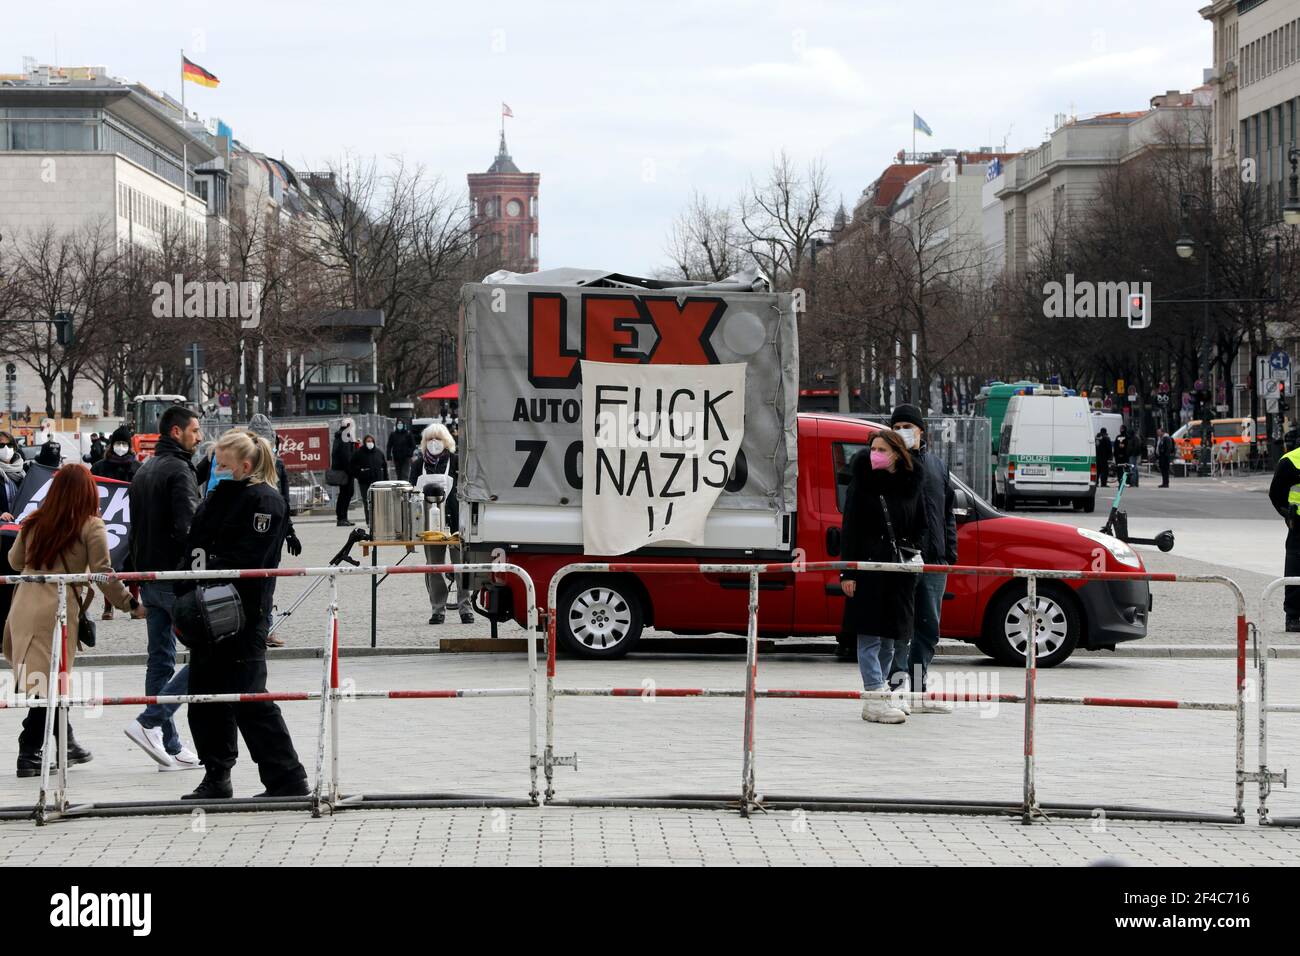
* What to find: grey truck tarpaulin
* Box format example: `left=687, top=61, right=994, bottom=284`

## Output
left=459, top=269, right=799, bottom=554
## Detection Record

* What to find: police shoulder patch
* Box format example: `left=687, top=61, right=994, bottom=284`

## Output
left=254, top=512, right=272, bottom=533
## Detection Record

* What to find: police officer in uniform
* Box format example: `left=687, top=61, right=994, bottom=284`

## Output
left=1270, top=445, right=1300, bottom=633
left=179, top=430, right=308, bottom=799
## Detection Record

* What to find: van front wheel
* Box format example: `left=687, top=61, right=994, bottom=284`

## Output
left=982, top=583, right=1080, bottom=667
left=557, top=577, right=645, bottom=659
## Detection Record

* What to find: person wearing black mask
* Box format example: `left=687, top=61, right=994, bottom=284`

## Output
left=177, top=430, right=308, bottom=800
left=349, top=434, right=388, bottom=528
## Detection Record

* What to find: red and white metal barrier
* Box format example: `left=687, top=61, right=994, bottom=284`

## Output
left=1251, top=578, right=1297, bottom=826
left=0, top=562, right=538, bottom=824
left=543, top=560, right=1249, bottom=824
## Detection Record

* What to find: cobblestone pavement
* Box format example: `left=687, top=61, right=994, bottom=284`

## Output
left=1, top=806, right=1295, bottom=866
left=1, top=653, right=1296, bottom=865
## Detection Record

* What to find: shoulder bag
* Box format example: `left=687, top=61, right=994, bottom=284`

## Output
left=878, top=494, right=923, bottom=566
left=58, top=554, right=98, bottom=648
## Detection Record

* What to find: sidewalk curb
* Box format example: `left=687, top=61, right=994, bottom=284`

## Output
left=25, top=642, right=1299, bottom=667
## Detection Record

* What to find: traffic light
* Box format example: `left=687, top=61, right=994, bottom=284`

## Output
left=52, top=311, right=75, bottom=347
left=1280, top=381, right=1290, bottom=414
left=1126, top=292, right=1150, bottom=330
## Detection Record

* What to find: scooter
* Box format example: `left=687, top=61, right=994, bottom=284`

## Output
left=1099, top=471, right=1175, bottom=552
left=268, top=525, right=368, bottom=636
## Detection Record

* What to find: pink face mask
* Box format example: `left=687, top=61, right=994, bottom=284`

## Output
left=870, top=450, right=894, bottom=470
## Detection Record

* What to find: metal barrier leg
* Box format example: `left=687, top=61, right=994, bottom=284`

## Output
left=311, top=573, right=339, bottom=818
left=1235, top=610, right=1247, bottom=823
left=33, top=593, right=62, bottom=826
left=329, top=574, right=341, bottom=809
left=1022, top=576, right=1041, bottom=825
left=740, top=569, right=760, bottom=817
left=544, top=598, right=556, bottom=803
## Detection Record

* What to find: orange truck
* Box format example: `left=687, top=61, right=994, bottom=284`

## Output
left=130, top=394, right=193, bottom=461
left=1171, top=417, right=1264, bottom=461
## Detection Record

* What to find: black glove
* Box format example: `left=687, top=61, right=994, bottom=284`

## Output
left=286, top=533, right=303, bottom=557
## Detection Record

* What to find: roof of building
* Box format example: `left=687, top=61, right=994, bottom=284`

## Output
left=486, top=132, right=520, bottom=174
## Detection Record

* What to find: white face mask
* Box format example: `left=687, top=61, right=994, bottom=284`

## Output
left=113, top=443, right=129, bottom=456
left=427, top=439, right=445, bottom=456
left=365, top=441, right=375, bottom=450
left=894, top=426, right=919, bottom=449
left=0, top=447, right=12, bottom=463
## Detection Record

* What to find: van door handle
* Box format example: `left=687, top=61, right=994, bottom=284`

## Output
left=826, top=526, right=841, bottom=556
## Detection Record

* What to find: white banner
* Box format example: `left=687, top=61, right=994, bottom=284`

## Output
left=581, top=360, right=746, bottom=555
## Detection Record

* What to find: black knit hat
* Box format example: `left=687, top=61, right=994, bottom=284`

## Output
left=889, top=403, right=924, bottom=430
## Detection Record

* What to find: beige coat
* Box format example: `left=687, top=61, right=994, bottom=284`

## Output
left=2, top=516, right=132, bottom=697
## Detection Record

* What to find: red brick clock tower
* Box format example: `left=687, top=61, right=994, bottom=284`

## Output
left=467, top=132, right=540, bottom=273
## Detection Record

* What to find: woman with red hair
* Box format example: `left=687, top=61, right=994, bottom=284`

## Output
left=3, top=463, right=138, bottom=776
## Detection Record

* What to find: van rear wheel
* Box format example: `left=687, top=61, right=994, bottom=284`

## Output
left=557, top=577, right=644, bottom=659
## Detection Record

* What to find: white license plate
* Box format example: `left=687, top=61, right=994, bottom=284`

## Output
left=1018, top=465, right=1048, bottom=476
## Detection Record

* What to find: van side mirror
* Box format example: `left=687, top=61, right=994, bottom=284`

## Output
left=952, top=487, right=973, bottom=522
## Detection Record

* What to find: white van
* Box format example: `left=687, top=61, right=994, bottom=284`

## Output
left=1090, top=411, right=1123, bottom=441
left=994, top=393, right=1097, bottom=512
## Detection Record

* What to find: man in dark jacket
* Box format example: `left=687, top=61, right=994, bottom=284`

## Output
left=124, top=405, right=203, bottom=771
left=887, top=404, right=958, bottom=714
left=387, top=419, right=416, bottom=470
left=85, top=432, right=106, bottom=465
left=1270, top=447, right=1300, bottom=632
left=1155, top=427, right=1175, bottom=488
left=1095, top=429, right=1112, bottom=487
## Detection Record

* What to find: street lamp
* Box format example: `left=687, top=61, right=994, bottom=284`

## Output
left=1175, top=192, right=1214, bottom=476
left=1284, top=145, right=1300, bottom=227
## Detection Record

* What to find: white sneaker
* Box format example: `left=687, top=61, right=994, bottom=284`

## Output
left=124, top=721, right=173, bottom=768
left=916, top=696, right=954, bottom=715
left=862, top=699, right=907, bottom=724
left=159, top=745, right=203, bottom=772
left=890, top=684, right=912, bottom=715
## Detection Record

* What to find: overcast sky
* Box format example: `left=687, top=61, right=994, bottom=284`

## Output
left=4, top=0, right=1211, bottom=274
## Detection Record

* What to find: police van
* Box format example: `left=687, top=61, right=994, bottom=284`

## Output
left=993, top=390, right=1097, bottom=512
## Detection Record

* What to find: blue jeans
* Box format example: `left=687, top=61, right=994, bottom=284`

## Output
left=858, top=635, right=901, bottom=690
left=136, top=582, right=189, bottom=754
left=887, top=572, right=947, bottom=690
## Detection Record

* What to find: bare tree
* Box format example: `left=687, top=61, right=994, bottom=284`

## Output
left=738, top=152, right=831, bottom=290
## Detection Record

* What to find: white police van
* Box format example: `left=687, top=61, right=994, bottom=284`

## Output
left=994, top=390, right=1097, bottom=512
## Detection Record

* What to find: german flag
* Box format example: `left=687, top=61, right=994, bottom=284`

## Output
left=182, top=56, right=219, bottom=89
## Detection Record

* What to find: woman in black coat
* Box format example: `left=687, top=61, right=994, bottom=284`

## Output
left=840, top=428, right=924, bottom=723
left=348, top=434, right=388, bottom=527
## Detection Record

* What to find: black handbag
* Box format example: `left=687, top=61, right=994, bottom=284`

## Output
left=878, top=495, right=923, bottom=565
left=173, top=583, right=246, bottom=649
left=59, top=556, right=97, bottom=648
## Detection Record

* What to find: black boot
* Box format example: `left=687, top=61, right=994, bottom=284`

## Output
left=16, top=752, right=48, bottom=778
left=254, top=776, right=309, bottom=798
left=183, top=772, right=233, bottom=800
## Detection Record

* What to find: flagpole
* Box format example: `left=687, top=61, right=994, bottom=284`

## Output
left=912, top=108, right=916, bottom=162
left=180, top=49, right=187, bottom=215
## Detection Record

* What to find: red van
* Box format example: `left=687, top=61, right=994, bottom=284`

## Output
left=481, top=413, right=1151, bottom=667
